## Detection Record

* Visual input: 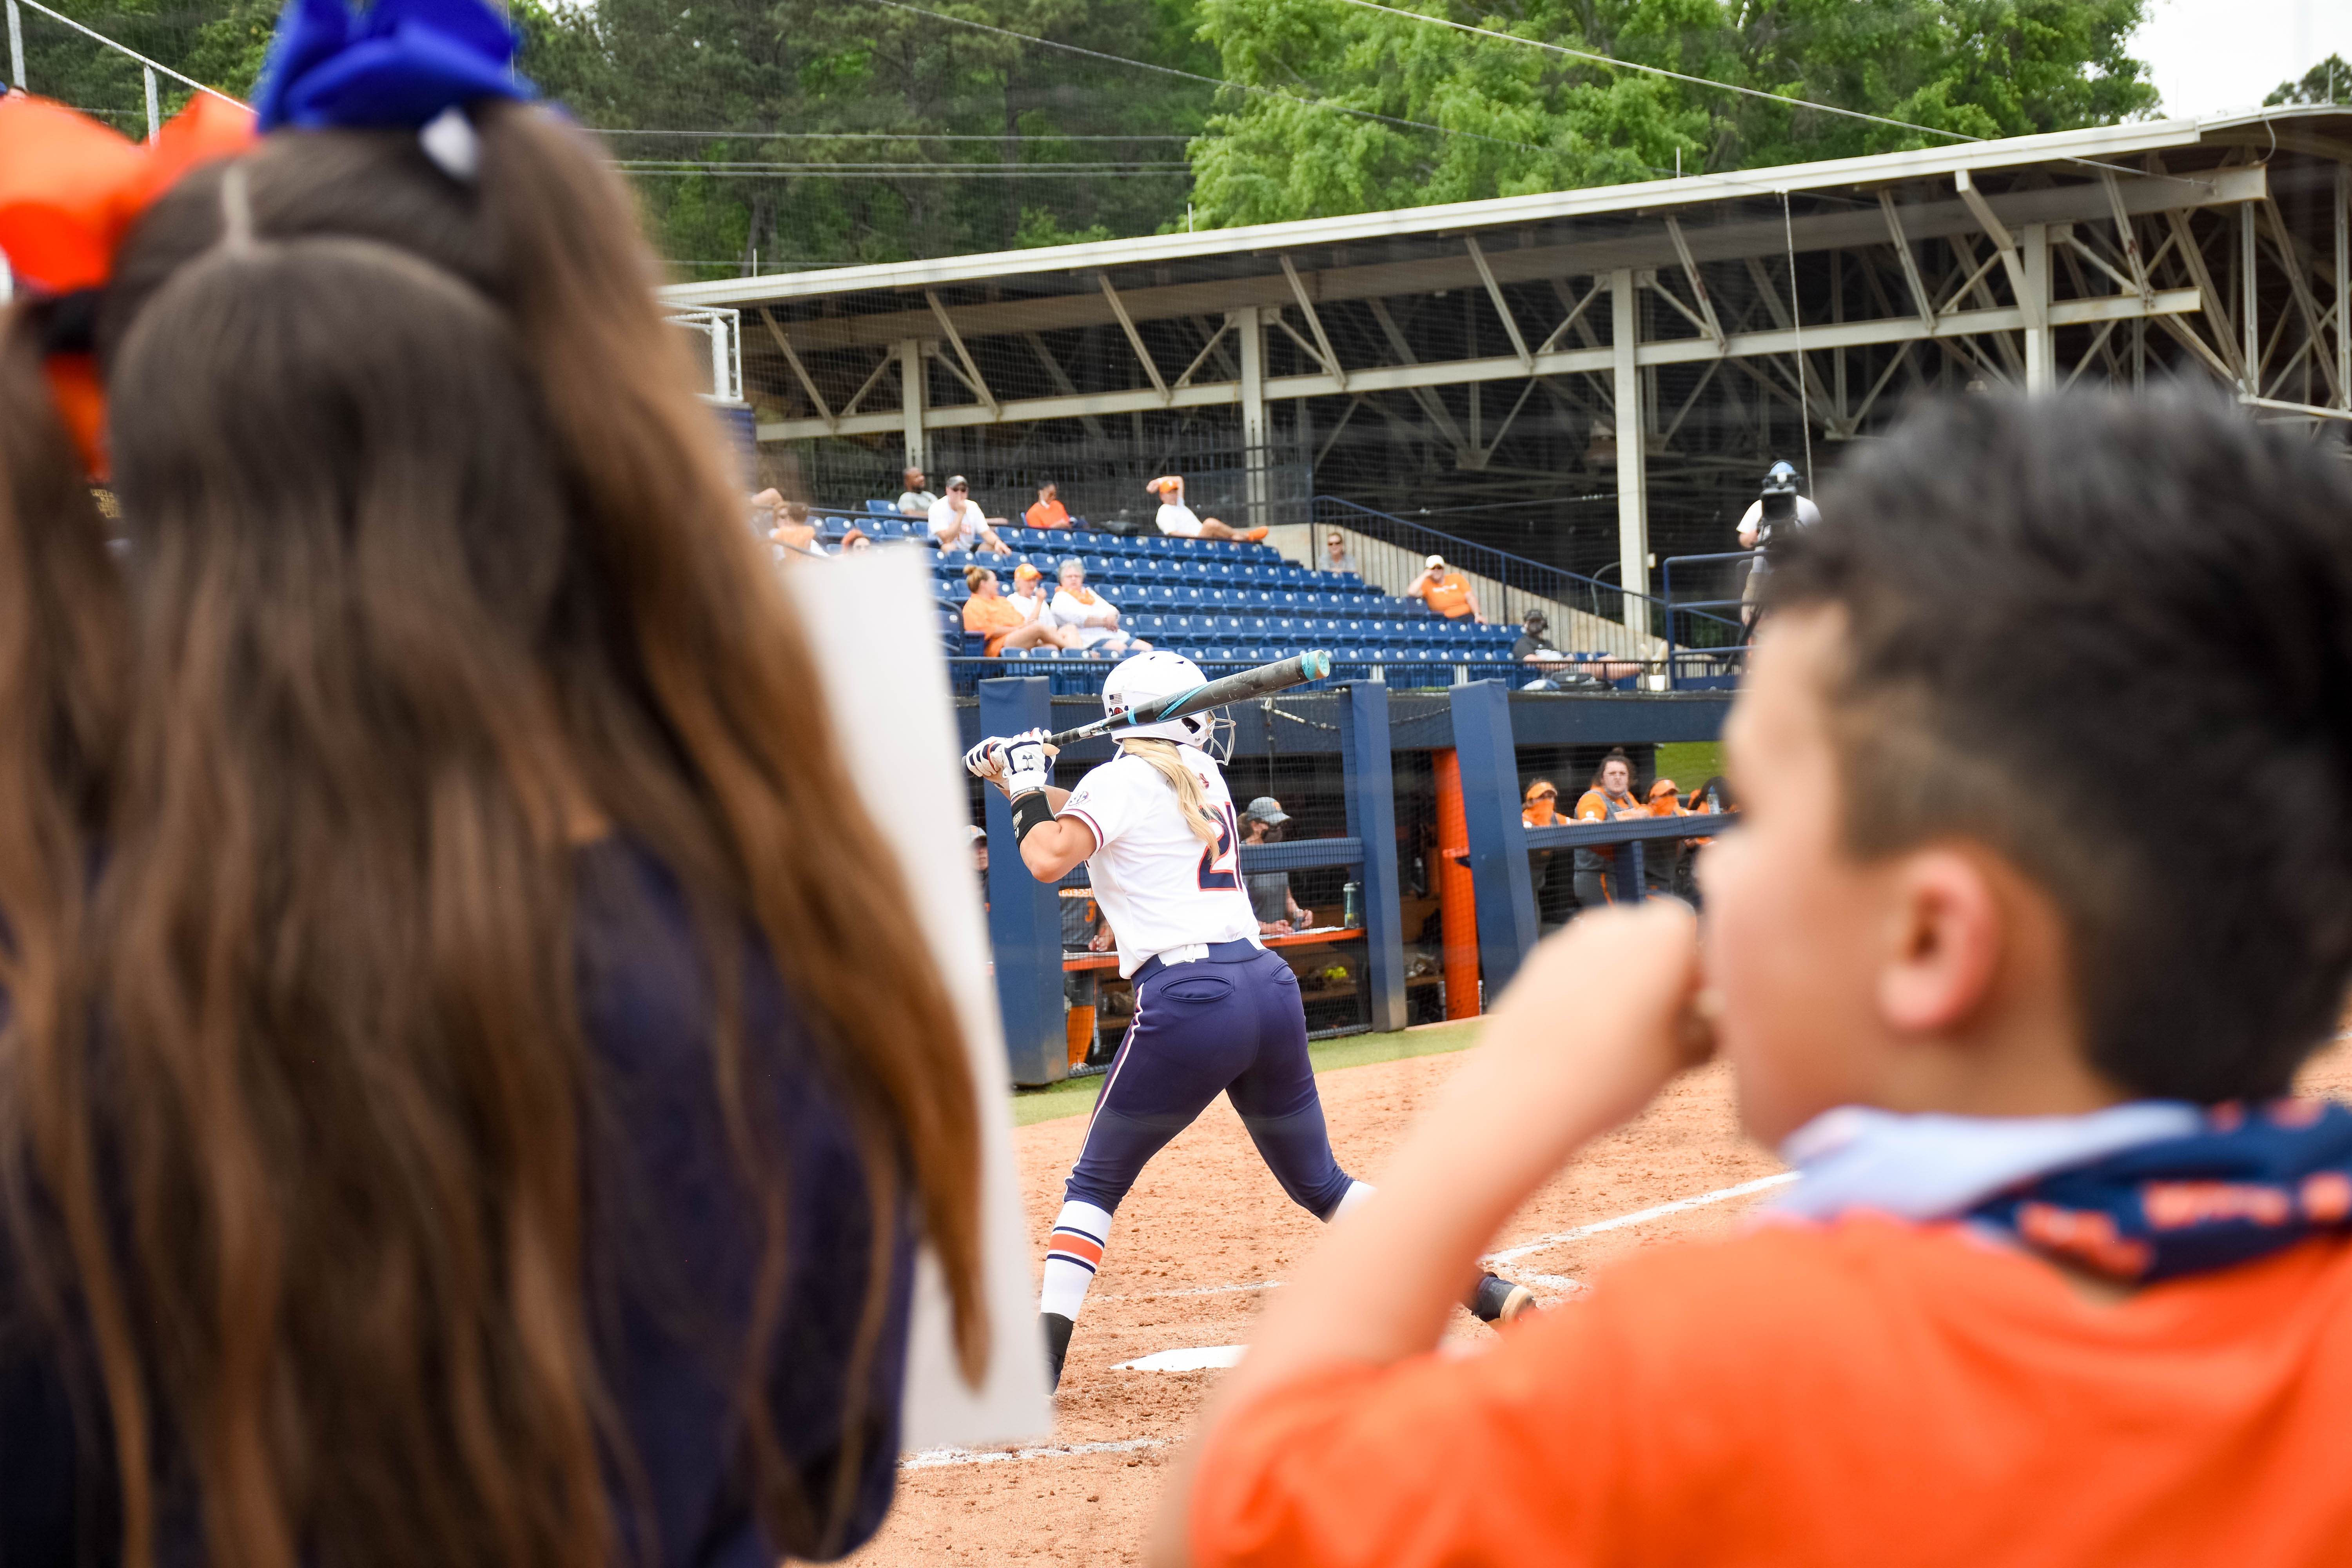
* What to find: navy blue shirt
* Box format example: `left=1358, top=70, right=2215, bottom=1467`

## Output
left=0, top=837, right=914, bottom=1566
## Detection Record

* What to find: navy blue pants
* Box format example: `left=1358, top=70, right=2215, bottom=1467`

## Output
left=1066, top=940, right=1355, bottom=1220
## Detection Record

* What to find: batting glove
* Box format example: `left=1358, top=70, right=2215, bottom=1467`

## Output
left=964, top=736, right=1006, bottom=781
left=992, top=728, right=1053, bottom=798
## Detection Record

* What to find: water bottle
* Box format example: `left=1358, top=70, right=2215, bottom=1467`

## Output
left=1342, top=881, right=1363, bottom=929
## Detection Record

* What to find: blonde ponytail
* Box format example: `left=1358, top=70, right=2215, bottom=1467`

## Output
left=1120, top=737, right=1221, bottom=844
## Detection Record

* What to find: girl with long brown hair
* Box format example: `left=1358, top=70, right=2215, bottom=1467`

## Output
left=0, top=3, right=985, bottom=1564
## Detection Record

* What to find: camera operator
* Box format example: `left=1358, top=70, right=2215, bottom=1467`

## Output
left=1737, top=460, right=1821, bottom=627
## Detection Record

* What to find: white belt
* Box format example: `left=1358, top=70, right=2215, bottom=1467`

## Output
left=1153, top=942, right=1210, bottom=967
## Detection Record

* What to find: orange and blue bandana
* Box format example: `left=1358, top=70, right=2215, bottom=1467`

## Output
left=1969, top=1098, right=2352, bottom=1283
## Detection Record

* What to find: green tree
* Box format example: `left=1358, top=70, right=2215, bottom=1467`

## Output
left=2266, top=54, right=2349, bottom=107
left=1185, top=0, right=2158, bottom=226
left=517, top=0, right=1214, bottom=277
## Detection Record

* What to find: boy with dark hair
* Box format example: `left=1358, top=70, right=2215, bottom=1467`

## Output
left=1150, top=395, right=2352, bottom=1566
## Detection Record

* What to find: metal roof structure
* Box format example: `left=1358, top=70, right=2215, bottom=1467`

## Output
left=663, top=108, right=2352, bottom=618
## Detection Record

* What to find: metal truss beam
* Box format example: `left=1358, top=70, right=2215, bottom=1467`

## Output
left=755, top=288, right=2203, bottom=442
left=1097, top=273, right=1171, bottom=403
left=762, top=169, right=2267, bottom=354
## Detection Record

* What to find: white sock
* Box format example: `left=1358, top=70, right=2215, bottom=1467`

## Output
left=1329, top=1180, right=1376, bottom=1221
left=1040, top=1200, right=1114, bottom=1321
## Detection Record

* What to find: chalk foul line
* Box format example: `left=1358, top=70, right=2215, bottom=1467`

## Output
left=902, top=1437, right=1166, bottom=1471
left=1482, top=1171, right=1796, bottom=1267
left=913, top=1172, right=1794, bottom=1470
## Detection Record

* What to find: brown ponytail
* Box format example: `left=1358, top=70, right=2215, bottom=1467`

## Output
left=44, top=103, right=984, bottom=1568
left=0, top=298, right=140, bottom=1557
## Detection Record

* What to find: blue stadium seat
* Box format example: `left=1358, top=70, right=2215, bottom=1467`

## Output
left=867, top=500, right=898, bottom=516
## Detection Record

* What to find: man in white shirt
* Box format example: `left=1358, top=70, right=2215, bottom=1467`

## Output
left=1049, top=557, right=1147, bottom=654
left=897, top=465, right=939, bottom=517
left=1145, top=475, right=1268, bottom=543
left=929, top=476, right=1012, bottom=555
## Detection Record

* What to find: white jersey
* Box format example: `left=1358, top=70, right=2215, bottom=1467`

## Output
left=1155, top=501, right=1203, bottom=538
left=1058, top=746, right=1258, bottom=976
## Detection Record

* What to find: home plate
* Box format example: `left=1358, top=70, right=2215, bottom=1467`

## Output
left=1114, top=1345, right=1247, bottom=1371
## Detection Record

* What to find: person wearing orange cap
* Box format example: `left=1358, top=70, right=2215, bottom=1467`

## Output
left=1642, top=776, right=1690, bottom=900
left=964, top=564, right=1082, bottom=655
left=1145, top=475, right=1267, bottom=543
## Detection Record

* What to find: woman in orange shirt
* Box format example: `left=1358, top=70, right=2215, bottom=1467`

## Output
left=962, top=565, right=1080, bottom=656
left=1025, top=480, right=1072, bottom=530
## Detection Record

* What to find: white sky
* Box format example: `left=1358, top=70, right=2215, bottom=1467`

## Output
left=2130, top=0, right=2352, bottom=119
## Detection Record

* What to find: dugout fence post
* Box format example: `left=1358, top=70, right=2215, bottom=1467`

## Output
left=1446, top=681, right=1541, bottom=998
left=980, top=677, right=1067, bottom=1087
left=1339, top=682, right=1408, bottom=1032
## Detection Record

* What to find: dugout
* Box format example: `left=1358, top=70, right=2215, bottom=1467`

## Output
left=964, top=677, right=1727, bottom=1085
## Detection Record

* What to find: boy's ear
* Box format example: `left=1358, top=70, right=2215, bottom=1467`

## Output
left=1876, top=848, right=2004, bottom=1036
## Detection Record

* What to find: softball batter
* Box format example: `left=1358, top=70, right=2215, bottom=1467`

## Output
left=971, top=652, right=1533, bottom=1390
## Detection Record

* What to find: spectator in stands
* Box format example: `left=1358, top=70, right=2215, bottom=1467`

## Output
left=1026, top=480, right=1073, bottom=531
left=1571, top=749, right=1645, bottom=911
left=897, top=465, right=938, bottom=517
left=1146, top=475, right=1269, bottom=543
left=962, top=565, right=1082, bottom=655
left=929, top=478, right=1011, bottom=555
left=837, top=527, right=872, bottom=554
left=749, top=485, right=783, bottom=535
left=1049, top=558, right=1147, bottom=655
left=1406, top=555, right=1485, bottom=622
left=1007, top=562, right=1062, bottom=634
left=1321, top=530, right=1359, bottom=577
left=1512, top=609, right=1574, bottom=682
left=768, top=499, right=818, bottom=560
left=1243, top=797, right=1313, bottom=935
left=969, top=823, right=988, bottom=878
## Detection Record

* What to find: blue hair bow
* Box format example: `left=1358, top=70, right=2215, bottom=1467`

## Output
left=254, top=0, right=535, bottom=134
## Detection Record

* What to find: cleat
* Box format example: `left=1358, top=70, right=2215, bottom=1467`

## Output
left=1042, top=1311, right=1076, bottom=1392
left=1470, top=1272, right=1537, bottom=1327
left=1242, top=527, right=1270, bottom=543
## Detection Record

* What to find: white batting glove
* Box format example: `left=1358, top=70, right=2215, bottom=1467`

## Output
left=991, top=728, right=1053, bottom=798
left=964, top=736, right=1008, bottom=782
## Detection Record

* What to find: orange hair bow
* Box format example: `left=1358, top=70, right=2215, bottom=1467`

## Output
left=0, top=91, right=258, bottom=478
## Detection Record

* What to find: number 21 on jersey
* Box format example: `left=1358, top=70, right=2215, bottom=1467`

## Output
left=1196, top=802, right=1242, bottom=889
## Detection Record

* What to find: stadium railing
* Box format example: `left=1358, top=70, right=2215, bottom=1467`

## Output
left=1658, top=550, right=1755, bottom=691
left=1308, top=497, right=1673, bottom=670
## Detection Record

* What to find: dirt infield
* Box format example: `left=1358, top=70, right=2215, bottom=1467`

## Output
left=850, top=1038, right=1784, bottom=1565
left=851, top=1035, right=2352, bottom=1566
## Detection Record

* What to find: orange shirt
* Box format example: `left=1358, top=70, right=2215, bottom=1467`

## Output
left=1192, top=1219, right=2352, bottom=1568
left=1572, top=786, right=1636, bottom=865
left=1420, top=572, right=1473, bottom=618
left=1026, top=498, right=1071, bottom=529
left=962, top=591, right=1027, bottom=655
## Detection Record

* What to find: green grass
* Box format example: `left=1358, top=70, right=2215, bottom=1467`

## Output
left=1653, top=741, right=1724, bottom=790
left=1007, top=1018, right=1486, bottom=1127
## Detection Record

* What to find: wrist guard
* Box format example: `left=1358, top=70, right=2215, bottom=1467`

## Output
left=1010, top=791, right=1057, bottom=844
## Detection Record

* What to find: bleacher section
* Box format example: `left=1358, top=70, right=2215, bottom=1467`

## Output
left=807, top=506, right=1625, bottom=695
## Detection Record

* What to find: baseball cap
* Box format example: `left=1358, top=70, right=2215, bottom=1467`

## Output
left=968, top=823, right=985, bottom=842
left=947, top=475, right=970, bottom=489
left=1648, top=777, right=1680, bottom=800
left=1425, top=554, right=1446, bottom=570
left=1243, top=796, right=1290, bottom=826
left=1014, top=562, right=1041, bottom=580
left=1523, top=609, right=1547, bottom=627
